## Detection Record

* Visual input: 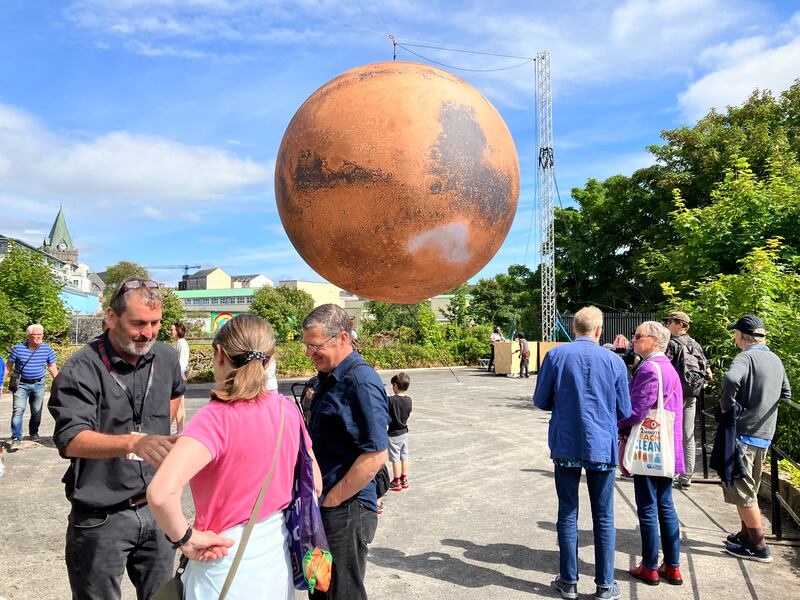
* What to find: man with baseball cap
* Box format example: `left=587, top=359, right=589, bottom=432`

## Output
left=664, top=311, right=710, bottom=488
left=719, top=315, right=791, bottom=563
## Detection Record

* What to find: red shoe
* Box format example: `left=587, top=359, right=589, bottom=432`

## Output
left=658, top=564, right=683, bottom=585
left=629, top=564, right=659, bottom=586
left=390, top=477, right=403, bottom=492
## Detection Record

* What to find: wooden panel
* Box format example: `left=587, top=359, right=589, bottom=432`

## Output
left=537, top=341, right=567, bottom=370
left=493, top=340, right=520, bottom=375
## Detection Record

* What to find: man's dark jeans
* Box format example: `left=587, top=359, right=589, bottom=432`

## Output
left=314, top=499, right=378, bottom=600
left=65, top=503, right=174, bottom=600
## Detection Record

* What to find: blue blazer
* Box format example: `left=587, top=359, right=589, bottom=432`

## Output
left=533, top=337, right=632, bottom=465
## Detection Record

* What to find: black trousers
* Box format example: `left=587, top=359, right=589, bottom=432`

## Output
left=487, top=345, right=496, bottom=372
left=65, top=503, right=174, bottom=600
left=313, top=500, right=378, bottom=600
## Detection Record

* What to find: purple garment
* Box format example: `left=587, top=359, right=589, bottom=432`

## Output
left=620, top=354, right=685, bottom=475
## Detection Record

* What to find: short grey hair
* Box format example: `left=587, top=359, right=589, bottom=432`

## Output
left=303, top=303, right=351, bottom=339
left=741, top=331, right=766, bottom=344
left=110, top=278, right=162, bottom=315
left=26, top=324, right=44, bottom=335
left=573, top=306, right=603, bottom=336
left=639, top=321, right=670, bottom=351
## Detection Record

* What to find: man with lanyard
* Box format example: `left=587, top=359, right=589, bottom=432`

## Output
left=48, top=278, right=186, bottom=600
left=302, top=303, right=389, bottom=600
left=720, top=315, right=791, bottom=563
left=6, top=323, right=58, bottom=450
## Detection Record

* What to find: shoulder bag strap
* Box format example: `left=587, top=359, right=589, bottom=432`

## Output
left=651, top=361, right=664, bottom=411
left=13, top=343, right=40, bottom=375
left=219, top=399, right=286, bottom=600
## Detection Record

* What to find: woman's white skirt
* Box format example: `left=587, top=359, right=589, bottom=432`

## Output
left=183, top=510, right=294, bottom=600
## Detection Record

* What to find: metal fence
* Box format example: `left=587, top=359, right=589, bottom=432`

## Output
left=699, top=392, right=800, bottom=541
left=558, top=312, right=657, bottom=345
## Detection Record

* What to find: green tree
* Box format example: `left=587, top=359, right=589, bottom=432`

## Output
left=158, top=288, right=185, bottom=342
left=103, top=261, right=150, bottom=307
left=442, top=284, right=472, bottom=328
left=0, top=289, right=28, bottom=350
left=467, top=264, right=540, bottom=337
left=0, top=243, right=69, bottom=342
left=250, top=286, right=315, bottom=342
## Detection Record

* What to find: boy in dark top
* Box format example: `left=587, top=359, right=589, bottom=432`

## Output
left=388, top=372, right=413, bottom=491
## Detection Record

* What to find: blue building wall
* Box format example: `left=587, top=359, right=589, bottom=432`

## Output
left=61, top=288, right=101, bottom=314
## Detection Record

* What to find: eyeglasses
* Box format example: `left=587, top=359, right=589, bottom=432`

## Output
left=303, top=335, right=337, bottom=352
left=633, top=333, right=655, bottom=340
left=110, top=279, right=159, bottom=305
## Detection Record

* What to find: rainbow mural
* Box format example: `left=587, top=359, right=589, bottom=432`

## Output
left=211, top=312, right=236, bottom=332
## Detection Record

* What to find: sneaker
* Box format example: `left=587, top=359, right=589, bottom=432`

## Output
left=401, top=476, right=409, bottom=489
left=29, top=434, right=40, bottom=443
left=595, top=581, right=622, bottom=600
left=725, top=540, right=773, bottom=563
left=552, top=576, right=578, bottom=600
left=9, top=439, right=21, bottom=451
left=726, top=531, right=747, bottom=545
left=629, top=563, right=659, bottom=585
left=658, top=564, right=683, bottom=585
left=389, top=477, right=403, bottom=492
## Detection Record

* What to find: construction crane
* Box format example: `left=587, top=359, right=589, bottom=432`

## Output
left=145, top=265, right=202, bottom=277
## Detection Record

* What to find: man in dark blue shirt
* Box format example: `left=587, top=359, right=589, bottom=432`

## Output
left=304, top=304, right=389, bottom=600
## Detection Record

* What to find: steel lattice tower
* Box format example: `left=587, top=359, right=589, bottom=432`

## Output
left=536, top=52, right=556, bottom=341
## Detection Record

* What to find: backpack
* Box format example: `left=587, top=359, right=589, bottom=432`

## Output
left=668, top=335, right=709, bottom=397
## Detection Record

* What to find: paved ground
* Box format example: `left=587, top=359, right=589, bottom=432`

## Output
left=1, top=367, right=799, bottom=599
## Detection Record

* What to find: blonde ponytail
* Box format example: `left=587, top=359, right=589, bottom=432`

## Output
left=212, top=314, right=276, bottom=402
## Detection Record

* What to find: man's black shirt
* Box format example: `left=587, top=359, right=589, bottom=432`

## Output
left=48, top=332, right=185, bottom=509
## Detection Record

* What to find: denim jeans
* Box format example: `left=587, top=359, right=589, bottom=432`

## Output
left=633, top=475, right=681, bottom=569
left=554, top=466, right=616, bottom=586
left=11, top=379, right=45, bottom=440
left=65, top=503, right=174, bottom=600
left=678, top=395, right=697, bottom=484
left=313, top=500, right=378, bottom=600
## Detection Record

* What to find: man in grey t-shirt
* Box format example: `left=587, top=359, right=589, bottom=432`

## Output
left=720, top=315, right=791, bottom=564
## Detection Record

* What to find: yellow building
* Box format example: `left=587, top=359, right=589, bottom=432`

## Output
left=279, top=280, right=347, bottom=308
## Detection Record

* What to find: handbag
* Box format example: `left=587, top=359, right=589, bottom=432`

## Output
left=8, top=344, right=40, bottom=393
left=285, top=424, right=332, bottom=593
left=622, top=361, right=676, bottom=479
left=152, top=400, right=286, bottom=600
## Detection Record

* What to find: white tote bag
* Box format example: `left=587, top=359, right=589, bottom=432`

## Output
left=623, top=361, right=676, bottom=478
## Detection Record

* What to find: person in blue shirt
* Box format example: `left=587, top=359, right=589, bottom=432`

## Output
left=533, top=306, right=631, bottom=600
left=7, top=324, right=59, bottom=450
left=303, top=303, right=389, bottom=600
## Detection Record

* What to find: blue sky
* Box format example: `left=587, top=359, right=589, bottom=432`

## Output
left=2, top=0, right=799, bottom=289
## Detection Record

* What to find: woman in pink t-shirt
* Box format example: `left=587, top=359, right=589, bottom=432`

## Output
left=148, top=314, right=321, bottom=599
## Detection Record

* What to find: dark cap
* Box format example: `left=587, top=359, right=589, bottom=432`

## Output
left=727, top=315, right=766, bottom=336
left=666, top=311, right=691, bottom=325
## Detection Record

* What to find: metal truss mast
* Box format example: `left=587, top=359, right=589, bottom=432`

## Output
left=536, top=52, right=556, bottom=341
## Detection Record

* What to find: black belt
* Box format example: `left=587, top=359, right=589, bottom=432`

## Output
left=20, top=377, right=43, bottom=384
left=73, top=494, right=148, bottom=514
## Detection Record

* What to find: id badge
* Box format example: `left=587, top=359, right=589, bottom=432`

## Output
left=126, top=431, right=145, bottom=461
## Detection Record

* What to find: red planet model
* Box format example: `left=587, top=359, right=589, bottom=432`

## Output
left=275, top=61, right=520, bottom=304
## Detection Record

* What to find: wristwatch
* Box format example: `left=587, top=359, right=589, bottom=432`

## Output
left=166, top=526, right=193, bottom=549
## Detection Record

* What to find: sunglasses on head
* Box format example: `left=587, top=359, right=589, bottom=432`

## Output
left=110, top=279, right=159, bottom=305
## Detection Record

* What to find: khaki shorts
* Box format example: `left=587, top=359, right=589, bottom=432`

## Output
left=722, top=443, right=768, bottom=507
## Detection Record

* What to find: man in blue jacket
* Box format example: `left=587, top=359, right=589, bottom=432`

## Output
left=533, top=306, right=631, bottom=600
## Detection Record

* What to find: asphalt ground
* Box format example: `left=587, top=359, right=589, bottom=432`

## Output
left=1, top=367, right=799, bottom=599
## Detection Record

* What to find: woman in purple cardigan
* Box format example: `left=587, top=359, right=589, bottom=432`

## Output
left=619, top=321, right=685, bottom=587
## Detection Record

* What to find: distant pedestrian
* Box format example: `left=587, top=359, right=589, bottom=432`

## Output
left=664, top=311, right=710, bottom=489
left=487, top=326, right=504, bottom=372
left=170, top=321, right=190, bottom=433
left=533, top=306, right=631, bottom=600
left=514, top=332, right=531, bottom=378
left=620, top=321, right=685, bottom=586
left=387, top=372, right=413, bottom=492
left=7, top=324, right=58, bottom=449
left=719, top=315, right=791, bottom=563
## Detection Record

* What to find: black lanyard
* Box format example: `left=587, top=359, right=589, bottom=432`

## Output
left=96, top=338, right=155, bottom=432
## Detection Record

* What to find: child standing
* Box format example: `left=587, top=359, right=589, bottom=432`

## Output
left=388, top=372, right=413, bottom=492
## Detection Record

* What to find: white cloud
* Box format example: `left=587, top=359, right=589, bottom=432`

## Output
left=679, top=36, right=800, bottom=121
left=0, top=103, right=270, bottom=204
